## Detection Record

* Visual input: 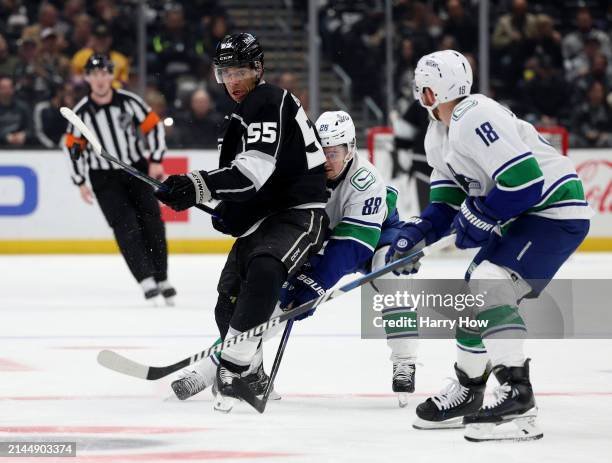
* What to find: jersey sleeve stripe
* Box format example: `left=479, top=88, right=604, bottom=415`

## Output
left=328, top=234, right=376, bottom=252
left=530, top=178, right=586, bottom=211
left=273, top=90, right=287, bottom=158
left=430, top=186, right=466, bottom=206
left=341, top=217, right=382, bottom=229
left=430, top=180, right=460, bottom=188
left=495, top=157, right=543, bottom=189
left=491, top=151, right=533, bottom=180
left=332, top=221, right=381, bottom=249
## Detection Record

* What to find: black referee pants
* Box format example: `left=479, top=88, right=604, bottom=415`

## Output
left=89, top=159, right=168, bottom=284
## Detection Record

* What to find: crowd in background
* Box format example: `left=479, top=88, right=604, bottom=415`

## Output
left=321, top=0, right=612, bottom=148
left=1, top=0, right=611, bottom=150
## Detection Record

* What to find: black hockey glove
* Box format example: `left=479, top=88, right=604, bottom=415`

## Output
left=155, top=171, right=212, bottom=211
left=69, top=145, right=82, bottom=161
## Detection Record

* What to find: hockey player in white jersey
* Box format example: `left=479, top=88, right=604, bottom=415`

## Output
left=386, top=50, right=592, bottom=441
left=279, top=110, right=417, bottom=407
left=169, top=111, right=418, bottom=407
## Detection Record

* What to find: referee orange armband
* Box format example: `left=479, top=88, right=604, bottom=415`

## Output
left=140, top=112, right=161, bottom=134
left=65, top=134, right=87, bottom=150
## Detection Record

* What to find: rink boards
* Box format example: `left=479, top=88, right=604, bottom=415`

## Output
left=0, top=148, right=610, bottom=253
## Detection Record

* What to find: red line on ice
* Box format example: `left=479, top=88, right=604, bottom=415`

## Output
left=0, top=357, right=35, bottom=371
left=0, top=426, right=209, bottom=434
left=7, top=450, right=298, bottom=462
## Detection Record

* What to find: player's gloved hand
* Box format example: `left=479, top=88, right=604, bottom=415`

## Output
left=385, top=216, right=433, bottom=275
left=453, top=196, right=499, bottom=249
left=279, top=272, right=326, bottom=321
left=154, top=171, right=211, bottom=211
left=69, top=145, right=82, bottom=161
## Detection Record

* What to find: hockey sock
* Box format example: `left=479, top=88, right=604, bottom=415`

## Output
left=478, top=305, right=526, bottom=367
left=220, top=327, right=261, bottom=374
left=456, top=326, right=490, bottom=378
left=139, top=276, right=157, bottom=293
left=383, top=306, right=418, bottom=361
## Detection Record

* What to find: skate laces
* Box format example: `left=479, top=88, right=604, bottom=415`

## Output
left=393, top=362, right=415, bottom=382
left=432, top=378, right=468, bottom=410
left=484, top=382, right=511, bottom=409
left=219, top=366, right=239, bottom=384
left=177, top=370, right=207, bottom=393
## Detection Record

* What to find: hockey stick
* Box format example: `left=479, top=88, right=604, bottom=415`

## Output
left=60, top=106, right=217, bottom=216
left=97, top=234, right=455, bottom=380
left=233, top=319, right=294, bottom=413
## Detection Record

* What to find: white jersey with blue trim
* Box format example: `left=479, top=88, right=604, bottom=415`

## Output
left=425, top=93, right=593, bottom=221
left=325, top=153, right=388, bottom=252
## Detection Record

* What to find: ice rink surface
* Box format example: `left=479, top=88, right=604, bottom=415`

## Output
left=1, top=251, right=612, bottom=462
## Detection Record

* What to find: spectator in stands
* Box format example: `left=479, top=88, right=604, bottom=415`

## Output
left=71, top=23, right=129, bottom=88
left=34, top=28, right=70, bottom=99
left=572, top=52, right=612, bottom=105
left=0, top=75, right=33, bottom=147
left=0, top=1, right=29, bottom=43
left=278, top=71, right=309, bottom=112
left=565, top=34, right=606, bottom=82
left=0, top=33, right=18, bottom=77
left=516, top=54, right=568, bottom=126
left=202, top=14, right=229, bottom=56
left=20, top=2, right=60, bottom=45
left=396, top=2, right=438, bottom=58
left=173, top=88, right=221, bottom=148
left=90, top=0, right=135, bottom=58
left=442, top=0, right=477, bottom=53
left=33, top=82, right=75, bottom=148
left=571, top=80, right=612, bottom=148
left=395, top=37, right=417, bottom=101
left=12, top=37, right=38, bottom=108
left=528, top=14, right=563, bottom=70
left=492, top=0, right=538, bottom=90
left=64, top=13, right=91, bottom=57
left=562, top=7, right=612, bottom=70
left=150, top=4, right=204, bottom=101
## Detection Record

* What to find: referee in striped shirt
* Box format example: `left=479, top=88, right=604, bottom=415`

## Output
left=64, top=54, right=176, bottom=305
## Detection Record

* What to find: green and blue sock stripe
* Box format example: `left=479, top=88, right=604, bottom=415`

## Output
left=456, top=326, right=486, bottom=353
left=382, top=306, right=418, bottom=338
left=477, top=305, right=527, bottom=338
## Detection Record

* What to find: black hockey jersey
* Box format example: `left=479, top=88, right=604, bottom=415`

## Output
left=203, top=82, right=328, bottom=236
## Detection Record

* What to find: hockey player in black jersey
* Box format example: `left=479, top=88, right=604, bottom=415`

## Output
left=155, top=33, right=329, bottom=412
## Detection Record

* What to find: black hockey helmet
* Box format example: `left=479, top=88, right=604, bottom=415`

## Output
left=213, top=33, right=264, bottom=84
left=85, top=53, right=114, bottom=75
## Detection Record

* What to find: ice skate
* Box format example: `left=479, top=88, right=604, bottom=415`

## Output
left=158, top=281, right=177, bottom=307
left=413, top=363, right=489, bottom=429
left=243, top=363, right=281, bottom=400
left=392, top=360, right=415, bottom=408
left=171, top=370, right=210, bottom=401
left=464, top=359, right=543, bottom=442
left=213, top=364, right=240, bottom=413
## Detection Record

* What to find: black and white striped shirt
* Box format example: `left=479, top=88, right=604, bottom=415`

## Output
left=63, top=89, right=166, bottom=185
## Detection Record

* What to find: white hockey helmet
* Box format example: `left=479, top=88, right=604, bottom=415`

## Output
left=315, top=110, right=356, bottom=155
left=316, top=111, right=357, bottom=179
left=414, top=50, right=473, bottom=117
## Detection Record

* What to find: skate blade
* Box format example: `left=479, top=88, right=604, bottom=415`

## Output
left=268, top=389, right=281, bottom=401
left=464, top=411, right=543, bottom=442
left=213, top=393, right=236, bottom=413
left=397, top=392, right=410, bottom=408
left=413, top=416, right=465, bottom=430
left=164, top=296, right=175, bottom=307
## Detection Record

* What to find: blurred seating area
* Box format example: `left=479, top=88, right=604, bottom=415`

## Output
left=1, top=0, right=611, bottom=150
left=320, top=0, right=612, bottom=148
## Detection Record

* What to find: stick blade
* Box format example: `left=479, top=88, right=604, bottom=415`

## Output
left=232, top=378, right=267, bottom=413
left=97, top=349, right=150, bottom=379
